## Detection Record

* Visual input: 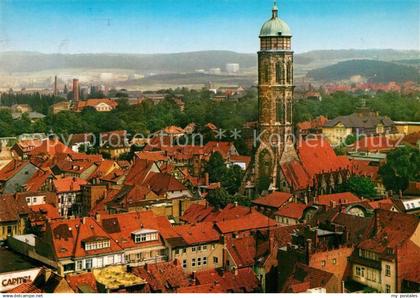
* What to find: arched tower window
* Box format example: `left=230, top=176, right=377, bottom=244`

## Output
left=276, top=62, right=283, bottom=84
left=287, top=61, right=292, bottom=84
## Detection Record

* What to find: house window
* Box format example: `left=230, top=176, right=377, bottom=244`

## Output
left=85, top=258, right=93, bottom=269
left=213, top=257, right=218, bottom=264
left=76, top=260, right=82, bottom=271
left=197, top=257, right=201, bottom=267
left=356, top=266, right=365, bottom=277
left=182, top=259, right=187, bottom=269
left=385, top=284, right=391, bottom=293
left=203, top=257, right=207, bottom=265
left=332, top=258, right=337, bottom=265
left=202, top=245, right=207, bottom=251
left=192, top=247, right=196, bottom=252
left=182, top=248, right=187, bottom=253
left=385, top=265, right=391, bottom=277
left=192, top=258, right=196, bottom=267
left=198, top=246, right=202, bottom=251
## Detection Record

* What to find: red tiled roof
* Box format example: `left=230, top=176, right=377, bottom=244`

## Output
left=124, top=159, right=158, bottom=186
left=7, top=282, right=43, bottom=293
left=368, top=198, right=394, bottom=210
left=202, top=203, right=255, bottom=223
left=13, top=139, right=43, bottom=154
left=0, top=194, right=30, bottom=222
left=136, top=151, right=168, bottom=162
left=145, top=172, right=187, bottom=194
left=100, top=211, right=175, bottom=249
left=281, top=160, right=313, bottom=190
left=0, top=160, right=31, bottom=181
left=131, top=260, right=189, bottom=292
left=172, top=222, right=220, bottom=245
left=30, top=203, right=61, bottom=221
left=48, top=217, right=123, bottom=259
left=66, top=272, right=97, bottom=293
left=29, top=139, right=75, bottom=157
left=193, top=268, right=259, bottom=293
left=352, top=136, right=397, bottom=152
left=298, top=137, right=351, bottom=178
left=76, top=98, right=118, bottom=111
left=24, top=168, right=53, bottom=192
left=282, top=263, right=335, bottom=293
left=275, top=202, right=306, bottom=219
left=315, top=192, right=361, bottom=206
left=252, top=192, right=292, bottom=208
left=53, top=177, right=87, bottom=193
left=215, top=210, right=277, bottom=234
left=358, top=209, right=419, bottom=254
left=180, top=203, right=214, bottom=224
left=226, top=236, right=256, bottom=268
left=351, top=160, right=379, bottom=180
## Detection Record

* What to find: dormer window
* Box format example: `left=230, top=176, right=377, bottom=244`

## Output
left=132, top=229, right=159, bottom=243
left=83, top=236, right=111, bottom=251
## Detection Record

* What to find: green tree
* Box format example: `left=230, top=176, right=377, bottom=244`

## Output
left=341, top=176, right=377, bottom=198
left=379, top=146, right=420, bottom=192
left=206, top=152, right=226, bottom=183
left=207, top=187, right=231, bottom=209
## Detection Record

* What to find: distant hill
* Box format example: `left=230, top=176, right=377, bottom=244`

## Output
left=0, top=49, right=418, bottom=74
left=0, top=51, right=256, bottom=73
left=307, top=59, right=420, bottom=83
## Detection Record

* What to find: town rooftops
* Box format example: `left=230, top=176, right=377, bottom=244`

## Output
left=358, top=209, right=419, bottom=255
left=0, top=247, right=40, bottom=274
left=275, top=202, right=306, bottom=220
left=215, top=210, right=277, bottom=234
left=323, top=109, right=395, bottom=129
left=53, top=176, right=87, bottom=193
left=252, top=192, right=292, bottom=209
left=0, top=194, right=30, bottom=222
left=315, top=192, right=361, bottom=206
left=131, top=260, right=189, bottom=292
left=171, top=222, right=220, bottom=246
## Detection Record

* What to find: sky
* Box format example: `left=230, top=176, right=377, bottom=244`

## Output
left=0, top=0, right=419, bottom=54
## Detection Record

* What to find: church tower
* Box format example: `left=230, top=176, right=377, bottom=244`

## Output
left=255, top=1, right=297, bottom=191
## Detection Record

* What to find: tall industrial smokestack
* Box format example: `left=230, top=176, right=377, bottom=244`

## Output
left=54, top=75, right=58, bottom=96
left=72, top=78, right=80, bottom=110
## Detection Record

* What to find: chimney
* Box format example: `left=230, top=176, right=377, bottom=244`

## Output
left=72, top=78, right=80, bottom=107
left=204, top=172, right=209, bottom=186
left=54, top=75, right=58, bottom=96
left=95, top=212, right=101, bottom=223
left=305, top=239, right=312, bottom=262
left=192, top=271, right=197, bottom=284
left=82, top=217, right=86, bottom=224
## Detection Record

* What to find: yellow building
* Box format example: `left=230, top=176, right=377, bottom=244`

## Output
left=394, top=121, right=420, bottom=135
left=166, top=222, right=224, bottom=274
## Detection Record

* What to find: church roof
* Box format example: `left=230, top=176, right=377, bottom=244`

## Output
left=260, top=1, right=291, bottom=37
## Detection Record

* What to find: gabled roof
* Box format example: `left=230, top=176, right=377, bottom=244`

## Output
left=0, top=160, right=31, bottom=181
left=131, top=260, right=189, bottom=292
left=24, top=168, right=54, bottom=192
left=282, top=263, right=336, bottom=293
left=75, top=98, right=117, bottom=111
left=275, top=202, right=306, bottom=219
left=215, top=210, right=277, bottom=234
left=48, top=217, right=123, bottom=259
left=351, top=136, right=397, bottom=152
left=66, top=272, right=97, bottom=293
left=53, top=177, right=87, bottom=193
left=324, top=111, right=395, bottom=129
left=0, top=194, right=31, bottom=222
left=226, top=236, right=256, bottom=268
left=124, top=159, right=159, bottom=186
left=315, top=192, right=361, bottom=206
left=180, top=203, right=214, bottom=224
left=29, top=139, right=75, bottom=157
left=171, top=222, right=220, bottom=245
left=145, top=172, right=187, bottom=195
left=252, top=192, right=292, bottom=208
left=135, top=151, right=168, bottom=162
left=358, top=209, right=419, bottom=254
left=192, top=268, right=259, bottom=293
left=100, top=211, right=175, bottom=249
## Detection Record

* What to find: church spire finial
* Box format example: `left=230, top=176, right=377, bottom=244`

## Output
left=272, top=0, right=278, bottom=19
